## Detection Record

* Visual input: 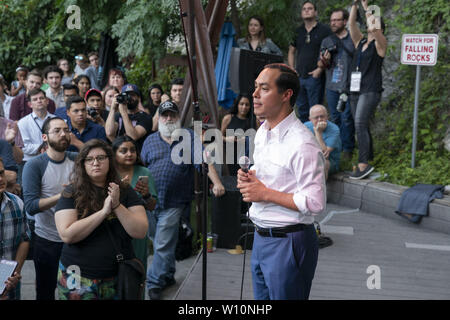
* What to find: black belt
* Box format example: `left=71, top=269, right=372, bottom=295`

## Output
left=255, top=223, right=311, bottom=238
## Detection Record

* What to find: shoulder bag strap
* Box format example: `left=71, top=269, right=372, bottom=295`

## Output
left=104, top=221, right=124, bottom=263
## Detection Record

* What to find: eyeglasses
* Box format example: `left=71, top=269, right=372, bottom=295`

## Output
left=48, top=128, right=70, bottom=135
left=85, top=155, right=109, bottom=165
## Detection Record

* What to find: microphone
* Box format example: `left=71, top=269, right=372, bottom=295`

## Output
left=238, top=156, right=251, bottom=173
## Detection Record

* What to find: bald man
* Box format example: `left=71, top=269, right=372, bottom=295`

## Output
left=304, top=104, right=342, bottom=179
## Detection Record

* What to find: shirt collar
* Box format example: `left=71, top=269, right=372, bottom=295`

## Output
left=32, top=111, right=50, bottom=120
left=0, top=192, right=13, bottom=210
left=261, top=111, right=297, bottom=143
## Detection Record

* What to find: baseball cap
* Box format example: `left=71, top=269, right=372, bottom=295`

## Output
left=84, top=88, right=102, bottom=101
left=121, top=84, right=140, bottom=95
left=158, top=100, right=179, bottom=115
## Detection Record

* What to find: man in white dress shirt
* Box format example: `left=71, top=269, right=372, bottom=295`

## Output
left=237, top=63, right=326, bottom=300
left=18, top=89, right=55, bottom=162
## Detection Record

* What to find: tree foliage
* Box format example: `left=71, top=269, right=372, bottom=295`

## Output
left=0, top=0, right=448, bottom=186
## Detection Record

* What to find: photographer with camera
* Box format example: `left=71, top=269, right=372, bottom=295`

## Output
left=85, top=89, right=107, bottom=127
left=317, top=8, right=355, bottom=161
left=105, top=84, right=152, bottom=153
left=65, top=95, right=107, bottom=152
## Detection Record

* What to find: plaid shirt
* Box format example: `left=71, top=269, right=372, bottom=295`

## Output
left=141, top=129, right=202, bottom=210
left=0, top=192, right=31, bottom=260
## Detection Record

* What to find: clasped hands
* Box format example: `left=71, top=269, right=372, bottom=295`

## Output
left=103, top=182, right=121, bottom=214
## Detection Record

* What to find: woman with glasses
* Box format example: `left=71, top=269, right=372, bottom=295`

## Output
left=54, top=139, right=148, bottom=300
left=57, top=59, right=74, bottom=86
left=112, top=135, right=157, bottom=276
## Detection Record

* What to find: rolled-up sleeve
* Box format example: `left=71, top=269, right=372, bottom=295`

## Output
left=292, top=143, right=326, bottom=215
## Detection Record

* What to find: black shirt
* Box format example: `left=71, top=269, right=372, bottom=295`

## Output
left=351, top=39, right=384, bottom=93
left=292, top=22, right=332, bottom=78
left=56, top=184, right=144, bottom=279
left=115, top=111, right=153, bottom=152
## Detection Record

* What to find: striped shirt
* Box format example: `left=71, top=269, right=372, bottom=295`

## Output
left=0, top=192, right=31, bottom=260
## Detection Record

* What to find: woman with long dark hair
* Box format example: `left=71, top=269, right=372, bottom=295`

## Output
left=221, top=94, right=254, bottom=175
left=144, top=84, right=163, bottom=118
left=237, top=16, right=282, bottom=56
left=73, top=74, right=91, bottom=99
left=54, top=139, right=147, bottom=300
left=112, top=135, right=157, bottom=273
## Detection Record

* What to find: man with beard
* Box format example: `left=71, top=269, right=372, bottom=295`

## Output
left=105, top=84, right=152, bottom=153
left=22, top=117, right=76, bottom=300
left=317, top=8, right=355, bottom=161
left=140, top=101, right=225, bottom=300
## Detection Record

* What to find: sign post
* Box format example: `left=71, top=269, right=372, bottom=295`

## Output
left=400, top=34, right=439, bottom=168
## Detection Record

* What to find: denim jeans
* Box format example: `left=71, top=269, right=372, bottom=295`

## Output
left=326, top=89, right=355, bottom=153
left=349, top=92, right=381, bottom=164
left=146, top=206, right=185, bottom=289
left=296, top=76, right=325, bottom=123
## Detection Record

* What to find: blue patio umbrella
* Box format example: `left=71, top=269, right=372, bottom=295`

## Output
left=215, top=21, right=237, bottom=109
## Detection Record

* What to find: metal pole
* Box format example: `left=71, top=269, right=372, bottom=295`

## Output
left=202, top=162, right=209, bottom=300
left=411, top=65, right=421, bottom=168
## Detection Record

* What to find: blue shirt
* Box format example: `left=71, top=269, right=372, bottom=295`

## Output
left=54, top=106, right=68, bottom=120
left=304, top=120, right=342, bottom=172
left=140, top=129, right=202, bottom=210
left=66, top=119, right=107, bottom=152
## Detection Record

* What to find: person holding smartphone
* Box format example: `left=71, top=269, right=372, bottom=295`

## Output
left=112, top=135, right=157, bottom=274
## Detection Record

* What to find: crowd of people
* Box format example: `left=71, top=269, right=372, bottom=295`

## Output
left=0, top=0, right=386, bottom=301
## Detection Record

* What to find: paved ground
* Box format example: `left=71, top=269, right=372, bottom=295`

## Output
left=175, top=202, right=450, bottom=300
left=19, top=202, right=450, bottom=300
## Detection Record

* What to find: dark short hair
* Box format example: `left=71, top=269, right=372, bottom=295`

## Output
left=263, top=63, right=300, bottom=107
left=43, top=65, right=63, bottom=79
left=63, top=83, right=79, bottom=94
left=66, top=95, right=86, bottom=110
left=302, top=1, right=317, bottom=11
left=27, top=88, right=46, bottom=101
left=88, top=52, right=98, bottom=58
left=42, top=116, right=65, bottom=134
left=331, top=8, right=349, bottom=21
left=170, top=78, right=184, bottom=90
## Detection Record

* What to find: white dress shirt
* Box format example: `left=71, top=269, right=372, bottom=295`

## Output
left=18, top=111, right=55, bottom=161
left=0, top=94, right=13, bottom=119
left=249, top=111, right=326, bottom=228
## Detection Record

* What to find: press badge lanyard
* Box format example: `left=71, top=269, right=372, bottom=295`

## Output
left=350, top=40, right=365, bottom=92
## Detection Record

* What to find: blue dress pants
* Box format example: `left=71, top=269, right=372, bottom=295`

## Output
left=251, top=224, right=319, bottom=300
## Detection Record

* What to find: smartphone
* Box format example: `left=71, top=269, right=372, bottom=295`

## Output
left=137, top=176, right=149, bottom=185
left=0, top=259, right=18, bottom=295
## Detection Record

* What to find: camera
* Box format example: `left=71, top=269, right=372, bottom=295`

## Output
left=336, top=92, right=348, bottom=113
left=116, top=92, right=131, bottom=105
left=320, top=44, right=337, bottom=55
left=87, top=107, right=98, bottom=118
